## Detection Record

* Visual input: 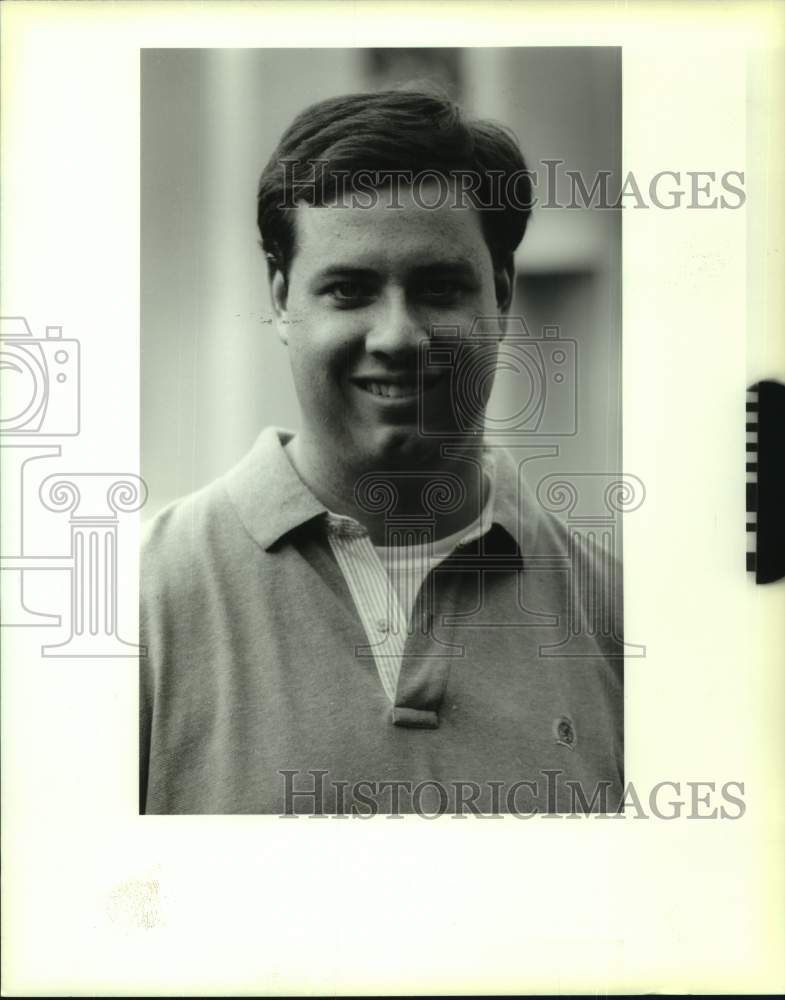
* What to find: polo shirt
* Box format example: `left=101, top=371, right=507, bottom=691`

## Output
left=140, top=427, right=624, bottom=815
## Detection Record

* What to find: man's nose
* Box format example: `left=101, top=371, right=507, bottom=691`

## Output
left=365, top=292, right=426, bottom=357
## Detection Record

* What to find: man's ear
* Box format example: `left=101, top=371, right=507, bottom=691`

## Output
left=494, top=254, right=516, bottom=315
left=269, top=269, right=290, bottom=345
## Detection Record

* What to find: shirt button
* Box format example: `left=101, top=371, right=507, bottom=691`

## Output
left=376, top=619, right=390, bottom=633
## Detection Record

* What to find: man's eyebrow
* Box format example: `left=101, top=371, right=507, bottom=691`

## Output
left=410, top=259, right=479, bottom=276
left=310, top=265, right=380, bottom=283
left=309, top=259, right=480, bottom=285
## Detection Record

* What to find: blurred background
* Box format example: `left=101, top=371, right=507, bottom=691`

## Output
left=141, top=47, right=621, bottom=519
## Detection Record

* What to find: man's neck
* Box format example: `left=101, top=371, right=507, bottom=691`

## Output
left=285, top=433, right=489, bottom=546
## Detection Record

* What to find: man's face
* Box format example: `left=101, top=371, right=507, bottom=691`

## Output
left=271, top=182, right=510, bottom=472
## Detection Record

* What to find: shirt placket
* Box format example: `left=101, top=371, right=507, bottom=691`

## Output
left=324, top=459, right=498, bottom=724
left=325, top=514, right=408, bottom=703
left=389, top=491, right=502, bottom=728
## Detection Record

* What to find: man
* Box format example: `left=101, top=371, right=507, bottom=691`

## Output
left=140, top=89, right=623, bottom=815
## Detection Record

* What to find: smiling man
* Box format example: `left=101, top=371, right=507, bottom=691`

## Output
left=273, top=175, right=506, bottom=543
left=140, top=90, right=624, bottom=816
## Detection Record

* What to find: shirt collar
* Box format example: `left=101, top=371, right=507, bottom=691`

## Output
left=490, top=445, right=545, bottom=558
left=223, top=427, right=327, bottom=551
left=223, top=426, right=540, bottom=556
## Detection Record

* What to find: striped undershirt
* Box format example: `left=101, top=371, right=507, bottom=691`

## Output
left=325, top=456, right=496, bottom=702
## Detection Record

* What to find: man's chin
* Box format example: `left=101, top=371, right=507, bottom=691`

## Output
left=365, top=426, right=489, bottom=469
left=358, top=428, right=445, bottom=471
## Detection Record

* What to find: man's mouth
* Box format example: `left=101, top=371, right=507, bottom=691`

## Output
left=352, top=375, right=442, bottom=400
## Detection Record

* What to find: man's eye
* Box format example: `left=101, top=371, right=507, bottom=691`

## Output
left=418, top=279, right=465, bottom=299
left=326, top=281, right=371, bottom=305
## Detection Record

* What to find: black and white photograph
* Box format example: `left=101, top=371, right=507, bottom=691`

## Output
left=140, top=47, right=625, bottom=816
left=2, top=1, right=784, bottom=995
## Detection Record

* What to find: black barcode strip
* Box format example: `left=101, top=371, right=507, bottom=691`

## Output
left=746, top=388, right=758, bottom=574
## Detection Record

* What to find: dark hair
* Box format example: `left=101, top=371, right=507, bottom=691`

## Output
left=256, top=89, right=532, bottom=281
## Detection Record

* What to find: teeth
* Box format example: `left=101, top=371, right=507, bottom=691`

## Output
left=363, top=381, right=417, bottom=399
